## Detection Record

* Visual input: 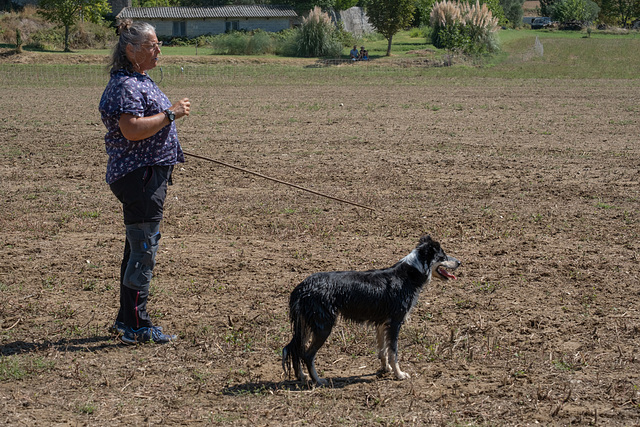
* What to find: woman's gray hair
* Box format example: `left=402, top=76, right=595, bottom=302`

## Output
left=108, top=19, right=155, bottom=74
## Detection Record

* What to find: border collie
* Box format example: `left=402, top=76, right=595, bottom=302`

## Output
left=282, top=235, right=460, bottom=386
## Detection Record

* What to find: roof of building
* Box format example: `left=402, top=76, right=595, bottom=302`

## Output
left=117, top=5, right=298, bottom=20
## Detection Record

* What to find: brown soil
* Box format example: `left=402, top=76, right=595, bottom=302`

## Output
left=523, top=0, right=540, bottom=15
left=1, top=54, right=639, bottom=425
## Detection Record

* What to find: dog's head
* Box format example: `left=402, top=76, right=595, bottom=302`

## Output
left=416, top=235, right=461, bottom=280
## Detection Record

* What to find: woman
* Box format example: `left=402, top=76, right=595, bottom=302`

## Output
left=99, top=20, right=190, bottom=344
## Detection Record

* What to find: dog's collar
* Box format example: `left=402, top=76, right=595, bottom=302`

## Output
left=400, top=250, right=426, bottom=275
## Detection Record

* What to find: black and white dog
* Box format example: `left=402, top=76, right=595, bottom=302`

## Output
left=282, top=235, right=460, bottom=386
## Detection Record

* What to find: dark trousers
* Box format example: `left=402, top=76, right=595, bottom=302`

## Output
left=110, top=165, right=173, bottom=329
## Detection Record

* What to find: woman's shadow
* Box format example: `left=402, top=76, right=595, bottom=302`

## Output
left=1, top=335, right=120, bottom=356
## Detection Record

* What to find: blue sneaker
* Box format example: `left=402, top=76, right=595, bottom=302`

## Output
left=110, top=321, right=162, bottom=336
left=121, top=326, right=176, bottom=345
left=109, top=320, right=127, bottom=336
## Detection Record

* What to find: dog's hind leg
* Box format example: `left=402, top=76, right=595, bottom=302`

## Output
left=283, top=316, right=311, bottom=383
left=376, top=324, right=392, bottom=374
left=303, top=329, right=331, bottom=386
left=283, top=345, right=308, bottom=383
left=387, top=321, right=410, bottom=380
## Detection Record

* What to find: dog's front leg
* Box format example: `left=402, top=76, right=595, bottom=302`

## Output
left=376, top=324, right=392, bottom=373
left=388, top=322, right=410, bottom=380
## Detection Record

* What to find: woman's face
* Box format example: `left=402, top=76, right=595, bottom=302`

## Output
left=127, top=32, right=161, bottom=74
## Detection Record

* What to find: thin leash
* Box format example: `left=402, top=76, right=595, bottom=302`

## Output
left=183, top=151, right=376, bottom=212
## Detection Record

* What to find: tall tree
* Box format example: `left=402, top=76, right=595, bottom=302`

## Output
left=366, top=0, right=415, bottom=56
left=38, top=0, right=110, bottom=51
left=538, top=0, right=554, bottom=15
left=548, top=0, right=599, bottom=22
left=605, top=0, right=640, bottom=26
left=500, top=0, right=525, bottom=27
left=414, top=0, right=438, bottom=26
left=279, top=0, right=336, bottom=14
left=335, top=0, right=359, bottom=10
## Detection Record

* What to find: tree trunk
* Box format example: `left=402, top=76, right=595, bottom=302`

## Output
left=386, top=36, right=393, bottom=56
left=64, top=25, right=70, bottom=52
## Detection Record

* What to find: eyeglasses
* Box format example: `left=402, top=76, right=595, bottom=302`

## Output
left=138, top=41, right=162, bottom=50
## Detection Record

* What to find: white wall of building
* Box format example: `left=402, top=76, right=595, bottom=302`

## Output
left=148, top=17, right=293, bottom=38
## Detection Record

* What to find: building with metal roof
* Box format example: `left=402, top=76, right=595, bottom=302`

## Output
left=116, top=5, right=298, bottom=38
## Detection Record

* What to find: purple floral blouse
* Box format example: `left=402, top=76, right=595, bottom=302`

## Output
left=99, top=69, right=184, bottom=184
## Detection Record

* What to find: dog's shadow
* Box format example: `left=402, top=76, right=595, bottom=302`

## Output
left=223, top=373, right=378, bottom=395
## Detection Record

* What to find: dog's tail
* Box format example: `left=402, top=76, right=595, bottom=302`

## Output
left=282, top=299, right=305, bottom=380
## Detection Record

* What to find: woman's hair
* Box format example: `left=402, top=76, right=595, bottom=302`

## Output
left=108, top=19, right=155, bottom=74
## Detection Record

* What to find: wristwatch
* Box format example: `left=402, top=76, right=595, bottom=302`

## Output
left=164, top=109, right=175, bottom=122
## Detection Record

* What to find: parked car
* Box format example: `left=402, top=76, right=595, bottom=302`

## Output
left=531, top=17, right=552, bottom=29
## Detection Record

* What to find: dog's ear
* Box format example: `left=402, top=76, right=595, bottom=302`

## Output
left=419, top=235, right=432, bottom=246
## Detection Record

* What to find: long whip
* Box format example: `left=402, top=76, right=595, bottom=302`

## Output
left=183, top=151, right=376, bottom=212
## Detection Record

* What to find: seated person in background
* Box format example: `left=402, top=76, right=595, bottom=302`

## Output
left=359, top=47, right=369, bottom=61
left=350, top=45, right=359, bottom=60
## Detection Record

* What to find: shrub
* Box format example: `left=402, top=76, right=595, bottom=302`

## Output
left=460, top=1, right=500, bottom=52
left=16, top=28, right=23, bottom=53
left=430, top=0, right=465, bottom=48
left=0, top=7, right=115, bottom=50
left=28, top=27, right=63, bottom=50
left=208, top=31, right=248, bottom=55
left=408, top=27, right=423, bottom=37
left=430, top=0, right=499, bottom=54
left=207, top=30, right=278, bottom=55
left=0, top=5, right=54, bottom=45
left=246, top=30, right=274, bottom=55
left=291, top=6, right=343, bottom=58
left=333, top=25, right=358, bottom=49
left=69, top=22, right=116, bottom=49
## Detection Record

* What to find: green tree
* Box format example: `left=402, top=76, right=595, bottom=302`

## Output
left=279, top=0, right=336, bottom=14
left=538, top=0, right=554, bottom=15
left=38, top=0, right=110, bottom=51
left=132, top=0, right=179, bottom=6
left=548, top=0, right=599, bottom=22
left=366, top=0, right=415, bottom=56
left=480, top=0, right=506, bottom=23
left=500, top=0, right=524, bottom=27
left=595, top=0, right=640, bottom=26
left=414, top=0, right=438, bottom=26
left=335, top=0, right=359, bottom=10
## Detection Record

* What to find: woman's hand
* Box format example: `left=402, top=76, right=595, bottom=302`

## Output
left=171, top=98, right=191, bottom=120
left=119, top=97, right=191, bottom=141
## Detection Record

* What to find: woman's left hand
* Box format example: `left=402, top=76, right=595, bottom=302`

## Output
left=171, top=98, right=191, bottom=120
left=119, top=97, right=191, bottom=141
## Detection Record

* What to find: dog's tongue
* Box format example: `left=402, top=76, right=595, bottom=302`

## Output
left=438, top=267, right=457, bottom=280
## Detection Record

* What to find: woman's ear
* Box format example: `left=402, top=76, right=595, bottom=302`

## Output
left=125, top=43, right=135, bottom=61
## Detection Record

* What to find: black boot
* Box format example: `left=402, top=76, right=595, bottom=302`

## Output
left=120, top=285, right=153, bottom=330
